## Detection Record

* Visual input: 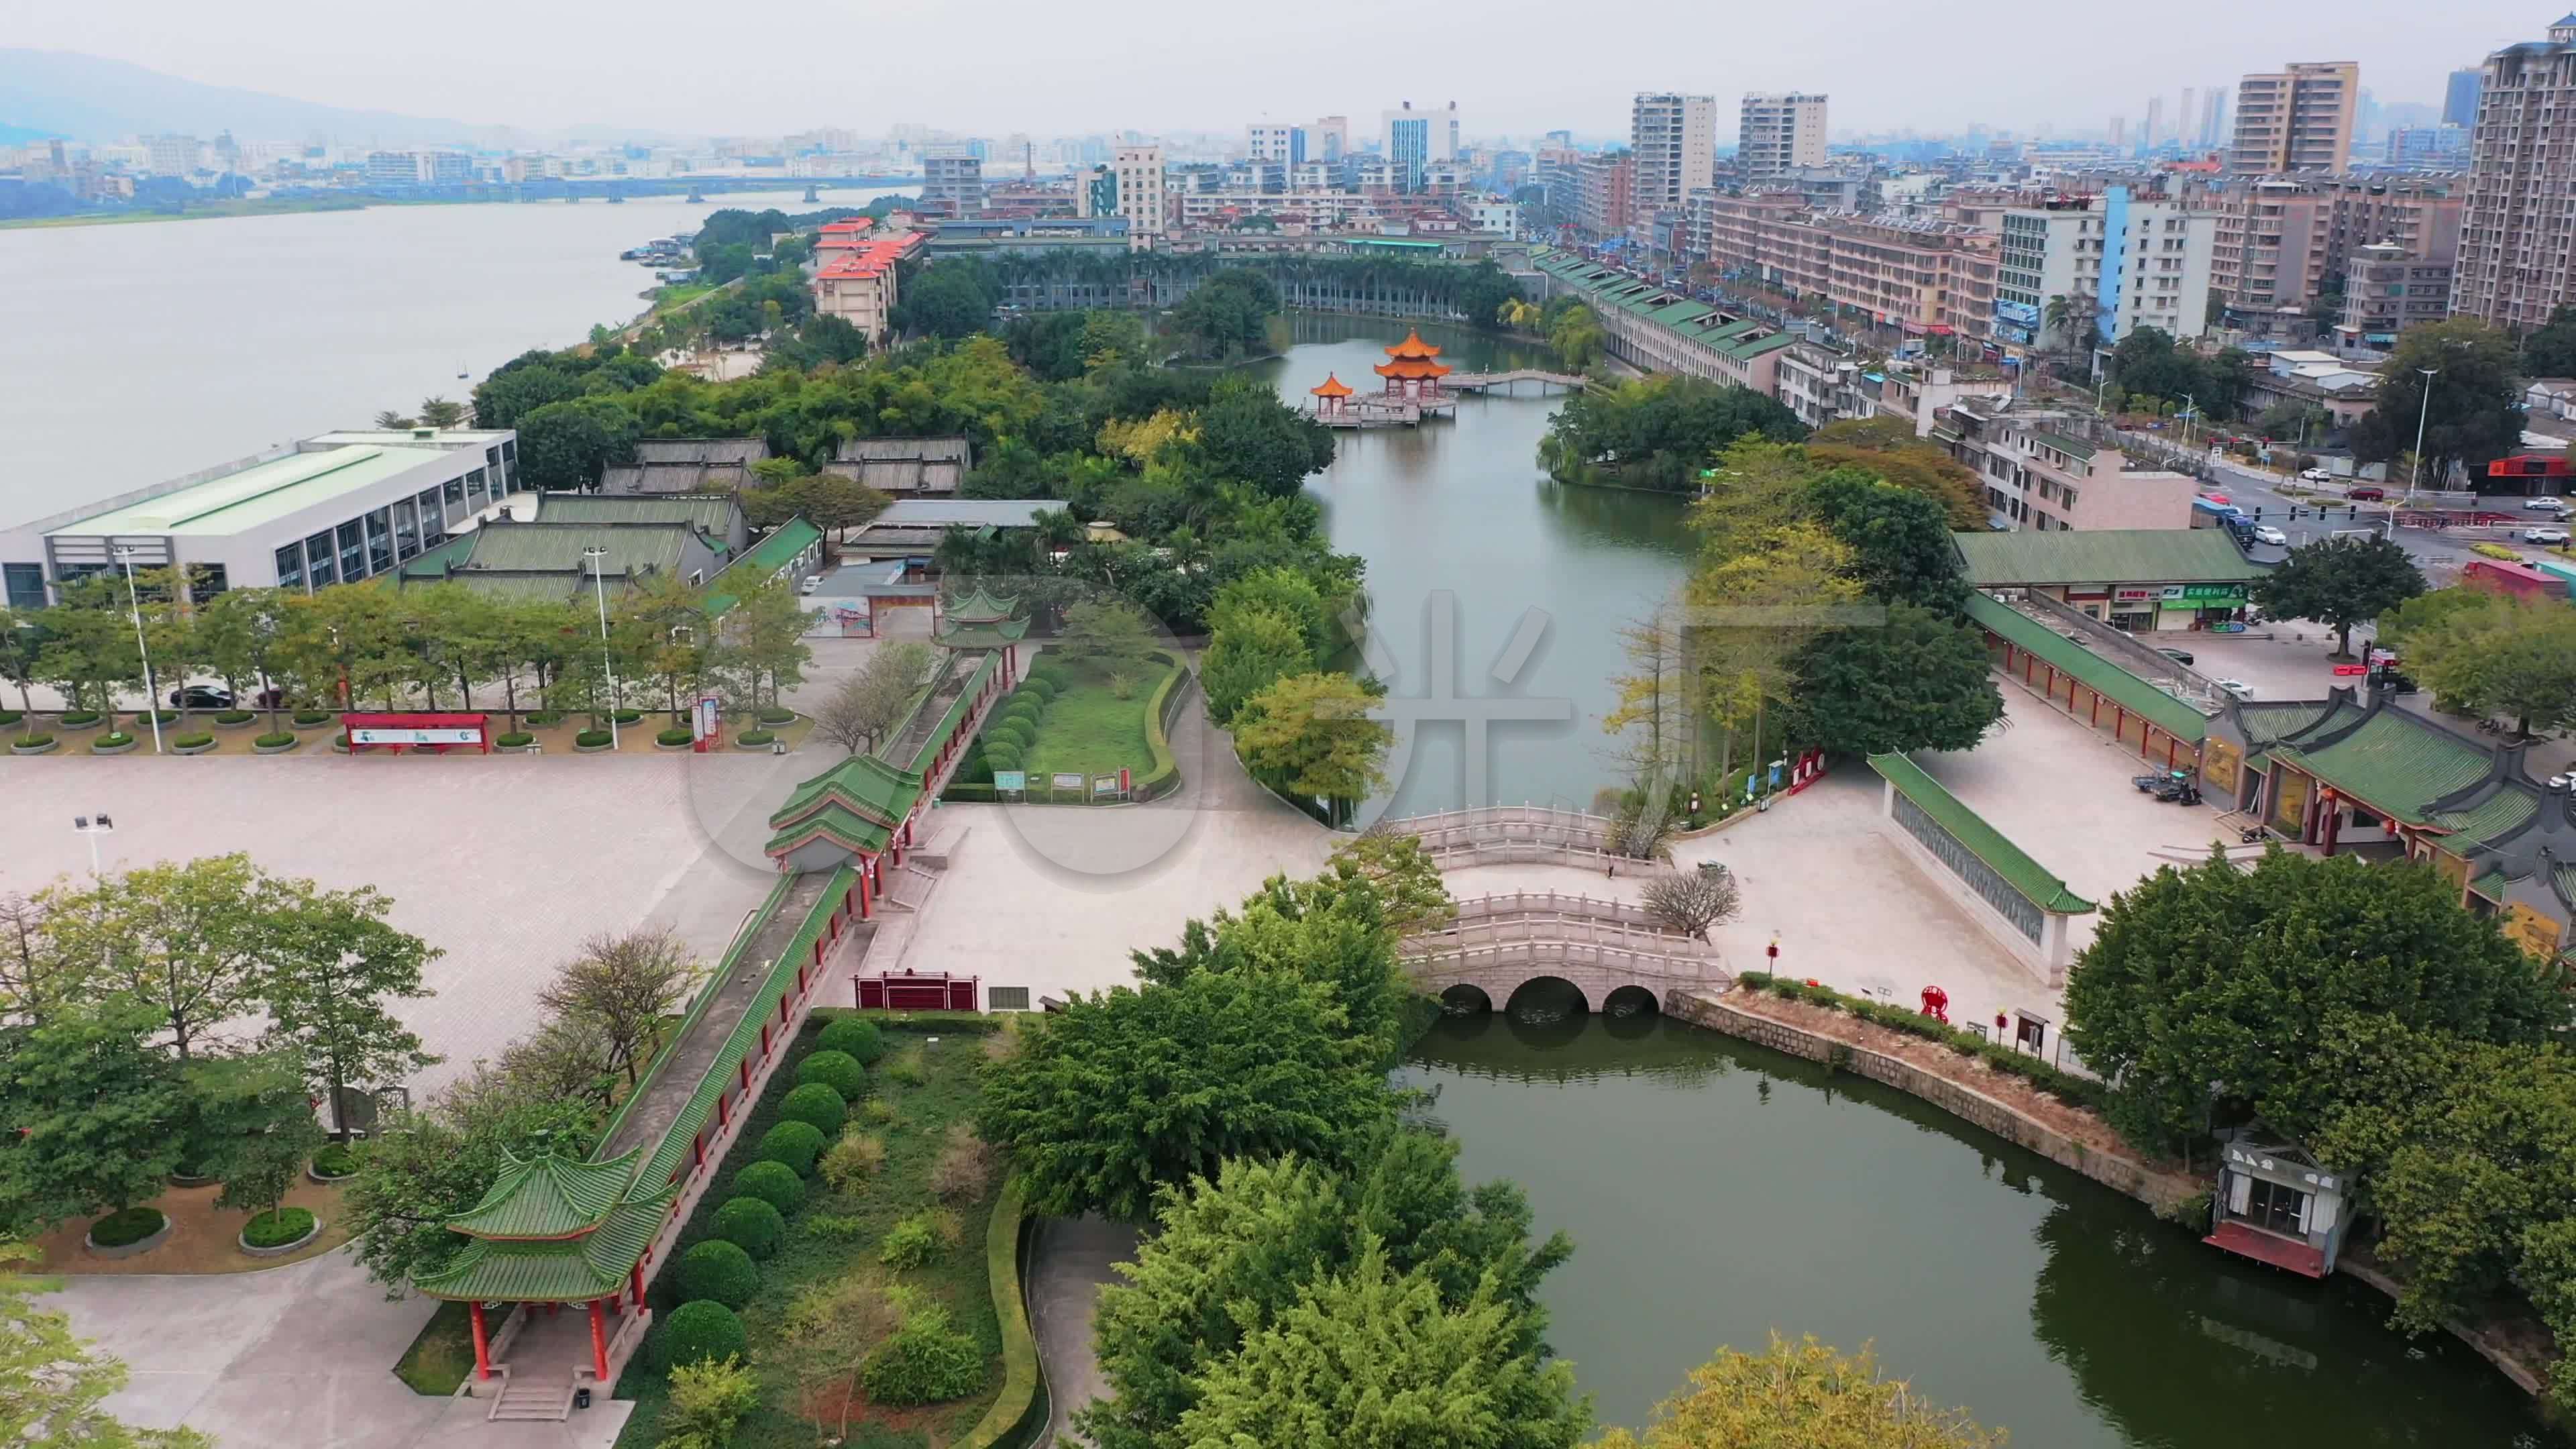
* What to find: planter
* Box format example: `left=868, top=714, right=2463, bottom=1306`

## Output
left=0, top=710, right=18, bottom=728
left=655, top=729, right=696, bottom=750
left=612, top=710, right=645, bottom=727
left=11, top=737, right=58, bottom=756
left=172, top=737, right=217, bottom=756
left=735, top=731, right=777, bottom=751
left=253, top=734, right=299, bottom=755
left=238, top=1212, right=323, bottom=1258
left=308, top=1146, right=360, bottom=1182
left=169, top=1169, right=219, bottom=1189
left=137, top=710, right=180, bottom=727
left=291, top=712, right=335, bottom=730
left=84, top=1209, right=171, bottom=1259
left=526, top=712, right=566, bottom=728
left=91, top=734, right=138, bottom=755
left=756, top=707, right=796, bottom=726
left=573, top=740, right=616, bottom=754
left=213, top=711, right=258, bottom=729
left=56, top=712, right=102, bottom=732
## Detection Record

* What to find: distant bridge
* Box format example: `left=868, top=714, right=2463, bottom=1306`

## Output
left=1402, top=890, right=1727, bottom=1012
left=1443, top=370, right=1589, bottom=394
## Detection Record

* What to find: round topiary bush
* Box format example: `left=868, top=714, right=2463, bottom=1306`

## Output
left=495, top=732, right=534, bottom=748
left=93, top=732, right=136, bottom=751
left=656, top=1300, right=747, bottom=1371
left=779, top=1082, right=847, bottom=1136
left=241, top=1206, right=317, bottom=1249
left=712, top=1196, right=786, bottom=1259
left=252, top=732, right=297, bottom=751
left=758, top=1120, right=827, bottom=1177
left=732, top=1159, right=805, bottom=1213
left=816, top=1016, right=886, bottom=1065
left=797, top=1050, right=868, bottom=1099
left=986, top=720, right=1034, bottom=751
left=757, top=705, right=796, bottom=725
left=656, top=727, right=695, bottom=747
left=60, top=710, right=102, bottom=725
left=1002, top=696, right=1042, bottom=722
left=612, top=709, right=644, bottom=726
left=1023, top=677, right=1059, bottom=703
left=525, top=710, right=564, bottom=727
left=213, top=709, right=255, bottom=725
left=982, top=743, right=1022, bottom=773
left=292, top=710, right=333, bottom=727
left=311, top=1143, right=360, bottom=1179
left=87, top=1207, right=167, bottom=1248
left=172, top=733, right=215, bottom=750
left=677, top=1239, right=758, bottom=1307
left=136, top=709, right=178, bottom=725
left=737, top=729, right=775, bottom=747
left=574, top=729, right=613, bottom=749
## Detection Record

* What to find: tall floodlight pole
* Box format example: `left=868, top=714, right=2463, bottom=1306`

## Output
left=2408, top=367, right=2439, bottom=505
left=584, top=547, right=619, bottom=749
left=113, top=547, right=163, bottom=754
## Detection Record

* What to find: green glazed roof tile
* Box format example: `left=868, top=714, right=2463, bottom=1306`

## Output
left=1870, top=753, right=2097, bottom=914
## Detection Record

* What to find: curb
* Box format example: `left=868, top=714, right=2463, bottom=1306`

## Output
left=238, top=1215, right=325, bottom=1259
left=11, top=738, right=59, bottom=755
left=254, top=738, right=301, bottom=755
left=85, top=1216, right=172, bottom=1260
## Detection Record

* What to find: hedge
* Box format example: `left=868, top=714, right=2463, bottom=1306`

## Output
left=655, top=727, right=695, bottom=747
left=576, top=729, right=613, bottom=748
left=88, top=1207, right=166, bottom=1248
left=1733, top=972, right=2110, bottom=1112
left=960, top=1178, right=1046, bottom=1448
left=757, top=1120, right=827, bottom=1177
left=714, top=1197, right=788, bottom=1260
left=797, top=1049, right=869, bottom=1099
left=779, top=1082, right=848, bottom=1135
left=656, top=1301, right=747, bottom=1371
left=816, top=1008, right=1008, bottom=1036
left=241, top=1207, right=317, bottom=1248
left=1022, top=677, right=1059, bottom=704
left=677, top=1239, right=759, bottom=1307
left=732, top=1159, right=805, bottom=1213
left=816, top=1016, right=887, bottom=1064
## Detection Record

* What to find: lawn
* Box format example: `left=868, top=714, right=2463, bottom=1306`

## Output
left=396, top=1301, right=478, bottom=1396
left=612, top=1013, right=1013, bottom=1449
left=1015, top=658, right=1175, bottom=782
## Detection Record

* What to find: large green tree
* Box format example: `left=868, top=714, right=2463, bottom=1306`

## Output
left=36, top=854, right=288, bottom=1063
left=1539, top=375, right=1808, bottom=492
left=1170, top=270, right=1278, bottom=361
left=2251, top=533, right=2426, bottom=659
left=2064, top=848, right=2563, bottom=1150
left=1201, top=606, right=1312, bottom=725
left=1597, top=1335, right=2004, bottom=1449
left=0, top=1003, right=186, bottom=1239
left=1191, top=382, right=1336, bottom=499
left=2398, top=592, right=2576, bottom=737
left=894, top=261, right=1000, bottom=341
left=1231, top=672, right=1393, bottom=810
left=2522, top=305, right=2576, bottom=380
left=2349, top=319, right=2526, bottom=485
left=260, top=881, right=441, bottom=1140
left=1803, top=469, right=1967, bottom=610
left=975, top=969, right=1395, bottom=1223
left=515, top=396, right=642, bottom=492
left=341, top=1064, right=598, bottom=1292
left=1785, top=604, right=2001, bottom=756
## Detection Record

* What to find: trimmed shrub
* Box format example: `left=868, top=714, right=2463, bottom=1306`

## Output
left=252, top=731, right=296, bottom=749
left=859, top=1305, right=984, bottom=1405
left=612, top=709, right=645, bottom=725
left=291, top=710, right=332, bottom=726
left=60, top=710, right=102, bottom=726
left=0, top=710, right=18, bottom=725
left=93, top=732, right=136, bottom=749
left=737, top=729, right=775, bottom=747
left=172, top=733, right=215, bottom=750
left=757, top=705, right=796, bottom=724
left=656, top=726, right=694, bottom=746
left=241, top=1207, right=316, bottom=1248
left=88, top=1207, right=166, bottom=1248
left=986, top=719, right=1034, bottom=751
left=981, top=741, right=1022, bottom=771
left=712, top=1197, right=786, bottom=1259
left=574, top=729, right=614, bottom=748
left=213, top=709, right=255, bottom=724
left=13, top=735, right=56, bottom=749
left=820, top=1132, right=887, bottom=1192
left=816, top=1016, right=886, bottom=1065
left=494, top=732, right=534, bottom=748
left=311, top=1143, right=360, bottom=1178
left=525, top=710, right=564, bottom=726
left=877, top=1216, right=938, bottom=1269
left=757, top=1120, right=827, bottom=1177
left=1022, top=676, right=1059, bottom=703
left=732, top=1159, right=805, bottom=1213
left=797, top=1050, right=868, bottom=1099
left=135, top=709, right=178, bottom=725
left=657, top=1301, right=747, bottom=1371
left=677, top=1240, right=758, bottom=1308
left=1001, top=698, right=1041, bottom=724
left=779, top=1082, right=847, bottom=1135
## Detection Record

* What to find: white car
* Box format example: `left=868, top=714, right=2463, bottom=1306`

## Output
left=800, top=574, right=823, bottom=595
left=2527, top=527, right=2572, bottom=545
left=2299, top=468, right=2333, bottom=484
left=2252, top=525, right=2288, bottom=545
left=2214, top=679, right=2257, bottom=701
left=2523, top=496, right=2572, bottom=513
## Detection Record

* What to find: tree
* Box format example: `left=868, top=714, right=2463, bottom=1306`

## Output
left=2523, top=305, right=2576, bottom=380
left=1639, top=869, right=1743, bottom=941
left=1191, top=382, right=1336, bottom=499
left=32, top=577, right=142, bottom=716
left=1455, top=262, right=1521, bottom=331
left=1128, top=867, right=1418, bottom=1069
left=1803, top=469, right=1967, bottom=610
left=537, top=928, right=702, bottom=1091
left=1786, top=604, right=2002, bottom=757
left=0, top=1242, right=211, bottom=1448
left=1231, top=672, right=1393, bottom=809
left=1547, top=303, right=1603, bottom=371
left=416, top=397, right=468, bottom=428
left=189, top=586, right=290, bottom=732
left=373, top=409, right=414, bottom=430
left=1203, top=606, right=1312, bottom=725
left=2349, top=319, right=2526, bottom=485
left=815, top=639, right=932, bottom=755
left=194, top=1055, right=325, bottom=1221
left=0, top=1003, right=185, bottom=1239
left=1325, top=829, right=1454, bottom=938
left=975, top=968, right=1395, bottom=1222
left=742, top=473, right=889, bottom=537
left=2398, top=592, right=2576, bottom=737
left=2252, top=533, right=2426, bottom=658
left=2045, top=292, right=2100, bottom=355
left=1603, top=602, right=1689, bottom=785
left=0, top=607, right=45, bottom=726
left=1540, top=374, right=1807, bottom=492
left=515, top=396, right=641, bottom=492
left=1211, top=566, right=1338, bottom=662
left=724, top=572, right=814, bottom=712
left=1597, top=1335, right=2004, bottom=1449
left=37, top=854, right=286, bottom=1063
left=260, top=881, right=441, bottom=1140
left=2064, top=847, right=2564, bottom=1150
left=894, top=263, right=1000, bottom=341
left=342, top=1064, right=597, bottom=1292
left=1055, top=598, right=1157, bottom=673
left=1171, top=1240, right=1586, bottom=1449
left=1805, top=417, right=1988, bottom=531
left=1170, top=270, right=1278, bottom=361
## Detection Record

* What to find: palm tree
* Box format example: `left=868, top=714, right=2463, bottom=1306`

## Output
left=373, top=409, right=414, bottom=430
left=417, top=397, right=468, bottom=428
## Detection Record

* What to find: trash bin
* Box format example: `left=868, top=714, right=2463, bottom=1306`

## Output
left=574, top=1388, right=592, bottom=1410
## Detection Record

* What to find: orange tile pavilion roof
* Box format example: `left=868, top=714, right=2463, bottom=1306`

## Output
left=1310, top=374, right=1354, bottom=397
left=1375, top=329, right=1452, bottom=379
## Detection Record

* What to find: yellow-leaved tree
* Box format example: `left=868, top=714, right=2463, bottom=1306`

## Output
left=1599, top=1335, right=2007, bottom=1448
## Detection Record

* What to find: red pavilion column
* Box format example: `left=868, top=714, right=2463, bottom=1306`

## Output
left=470, top=1300, right=492, bottom=1380
left=629, top=1263, right=644, bottom=1310
left=589, top=1299, right=610, bottom=1381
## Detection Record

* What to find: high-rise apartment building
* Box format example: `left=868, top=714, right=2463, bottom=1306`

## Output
left=2179, top=89, right=2198, bottom=144
left=1630, top=93, right=1717, bottom=212
left=2445, top=67, right=2484, bottom=128
left=2456, top=16, right=2576, bottom=329
left=1739, top=93, right=1827, bottom=182
left=922, top=152, right=985, bottom=215
left=2206, top=174, right=2463, bottom=313
left=2145, top=97, right=2165, bottom=150
left=2229, top=62, right=2359, bottom=173
left=1992, top=189, right=2216, bottom=347
left=2200, top=88, right=2227, bottom=148
left=1381, top=101, right=1460, bottom=193
left=1575, top=151, right=1635, bottom=237
left=1112, top=144, right=1166, bottom=249
left=144, top=133, right=201, bottom=177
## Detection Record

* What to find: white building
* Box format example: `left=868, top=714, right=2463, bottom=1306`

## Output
left=1631, top=93, right=1717, bottom=213
left=1468, top=199, right=1521, bottom=236
left=1246, top=123, right=1299, bottom=164
left=1992, top=188, right=2216, bottom=348
left=1309, top=116, right=1351, bottom=162
left=1381, top=101, right=1460, bottom=193
left=1739, top=93, right=1827, bottom=181
left=1114, top=144, right=1168, bottom=248
left=0, top=429, right=518, bottom=609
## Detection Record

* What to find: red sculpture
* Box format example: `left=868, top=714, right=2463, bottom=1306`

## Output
left=1919, top=985, right=1949, bottom=1024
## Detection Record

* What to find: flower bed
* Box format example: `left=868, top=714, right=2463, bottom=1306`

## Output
left=254, top=733, right=299, bottom=754
left=11, top=735, right=57, bottom=755
left=91, top=732, right=138, bottom=755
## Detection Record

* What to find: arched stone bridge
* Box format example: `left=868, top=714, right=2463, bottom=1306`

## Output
left=1400, top=890, right=1729, bottom=1015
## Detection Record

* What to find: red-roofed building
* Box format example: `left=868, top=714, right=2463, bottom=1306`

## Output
left=814, top=217, right=877, bottom=260
left=812, top=231, right=926, bottom=344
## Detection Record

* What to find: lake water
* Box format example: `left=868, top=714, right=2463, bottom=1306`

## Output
left=0, top=189, right=899, bottom=525
left=1254, top=314, right=1692, bottom=819
left=1406, top=1012, right=2555, bottom=1446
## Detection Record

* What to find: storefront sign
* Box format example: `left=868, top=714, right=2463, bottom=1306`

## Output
left=2113, top=587, right=2159, bottom=602
left=2165, top=584, right=2248, bottom=603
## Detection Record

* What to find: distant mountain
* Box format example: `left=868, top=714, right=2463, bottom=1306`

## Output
left=0, top=49, right=669, bottom=147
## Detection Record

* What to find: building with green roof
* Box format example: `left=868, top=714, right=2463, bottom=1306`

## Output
left=1869, top=752, right=2096, bottom=981
left=1952, top=529, right=2264, bottom=631
left=1526, top=244, right=1799, bottom=396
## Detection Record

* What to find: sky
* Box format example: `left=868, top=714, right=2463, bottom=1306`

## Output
left=11, top=0, right=2559, bottom=142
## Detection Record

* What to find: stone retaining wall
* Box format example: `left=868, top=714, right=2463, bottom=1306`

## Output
left=1664, top=988, right=2198, bottom=1214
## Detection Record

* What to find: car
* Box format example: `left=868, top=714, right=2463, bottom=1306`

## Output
left=2528, top=527, right=2572, bottom=545
left=2523, top=496, right=2572, bottom=513
left=2253, top=525, right=2288, bottom=545
left=2347, top=486, right=2385, bottom=502
left=2214, top=679, right=2257, bottom=700
left=799, top=574, right=823, bottom=595
left=2157, top=647, right=2195, bottom=666
left=170, top=684, right=282, bottom=710
left=2300, top=468, right=2333, bottom=483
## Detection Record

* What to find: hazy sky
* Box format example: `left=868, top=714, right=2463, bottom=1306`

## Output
left=14, top=0, right=2557, bottom=140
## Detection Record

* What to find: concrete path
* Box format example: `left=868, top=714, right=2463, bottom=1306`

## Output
left=1025, top=1216, right=1140, bottom=1448
left=53, top=1245, right=629, bottom=1448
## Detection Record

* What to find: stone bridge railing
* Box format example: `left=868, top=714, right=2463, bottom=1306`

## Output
left=1403, top=890, right=1728, bottom=1009
left=1387, top=806, right=1629, bottom=871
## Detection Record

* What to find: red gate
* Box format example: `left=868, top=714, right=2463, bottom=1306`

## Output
left=855, top=970, right=979, bottom=1011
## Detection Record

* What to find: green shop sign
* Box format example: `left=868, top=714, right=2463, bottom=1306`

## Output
left=2161, top=584, right=2247, bottom=604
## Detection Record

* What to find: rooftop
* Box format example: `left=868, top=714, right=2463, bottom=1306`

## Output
left=51, top=446, right=455, bottom=539
left=1951, top=529, right=2264, bottom=588
left=867, top=500, right=1053, bottom=530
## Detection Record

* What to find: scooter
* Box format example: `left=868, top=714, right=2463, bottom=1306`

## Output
left=2238, top=826, right=2265, bottom=843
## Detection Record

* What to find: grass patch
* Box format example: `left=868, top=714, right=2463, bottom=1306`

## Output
left=612, top=1014, right=1005, bottom=1448
left=653, top=281, right=718, bottom=312
left=396, top=1300, right=478, bottom=1396
left=1014, top=659, right=1175, bottom=782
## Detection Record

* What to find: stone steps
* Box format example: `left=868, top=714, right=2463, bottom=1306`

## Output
left=486, top=1381, right=573, bottom=1422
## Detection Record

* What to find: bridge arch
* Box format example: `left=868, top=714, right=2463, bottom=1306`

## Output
left=1505, top=975, right=1589, bottom=1020
left=1602, top=983, right=1660, bottom=1018
left=1439, top=982, right=1495, bottom=1016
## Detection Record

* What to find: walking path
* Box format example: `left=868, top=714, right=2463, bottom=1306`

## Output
left=1025, top=1216, right=1142, bottom=1447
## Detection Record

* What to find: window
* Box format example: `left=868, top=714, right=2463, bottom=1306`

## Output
left=339, top=521, right=366, bottom=581
left=466, top=467, right=490, bottom=510
left=3, top=562, right=44, bottom=610
left=305, top=531, right=337, bottom=588
left=2242, top=1177, right=2308, bottom=1236
left=274, top=543, right=306, bottom=592
left=418, top=488, right=447, bottom=549
left=391, top=500, right=420, bottom=564
left=987, top=985, right=1032, bottom=1011
left=443, top=473, right=466, bottom=511
left=364, top=511, right=392, bottom=575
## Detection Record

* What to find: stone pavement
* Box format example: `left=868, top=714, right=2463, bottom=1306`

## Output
left=1025, top=1216, right=1141, bottom=1448
left=54, top=1245, right=629, bottom=1449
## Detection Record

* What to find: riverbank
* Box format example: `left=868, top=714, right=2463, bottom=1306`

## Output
left=1, top=195, right=380, bottom=229
left=2, top=181, right=917, bottom=233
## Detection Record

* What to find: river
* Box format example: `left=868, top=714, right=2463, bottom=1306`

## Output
left=1406, top=1012, right=2553, bottom=1446
left=1253, top=313, right=1692, bottom=821
left=0, top=188, right=900, bottom=525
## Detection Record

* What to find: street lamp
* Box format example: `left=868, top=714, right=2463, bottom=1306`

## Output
left=2408, top=366, right=2439, bottom=506
left=72, top=813, right=114, bottom=877
left=583, top=547, right=619, bottom=749
left=112, top=547, right=163, bottom=755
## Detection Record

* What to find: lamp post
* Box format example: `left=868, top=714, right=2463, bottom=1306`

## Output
left=112, top=547, right=163, bottom=755
left=583, top=547, right=619, bottom=749
left=2407, top=366, right=2438, bottom=506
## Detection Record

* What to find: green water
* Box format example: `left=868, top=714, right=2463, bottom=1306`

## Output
left=1252, top=314, right=1693, bottom=819
left=1404, top=1012, right=2555, bottom=1447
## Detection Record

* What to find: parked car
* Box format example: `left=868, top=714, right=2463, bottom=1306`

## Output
left=2299, top=468, right=2333, bottom=483
left=2527, top=527, right=2572, bottom=545
left=2523, top=496, right=2571, bottom=514
left=2157, top=647, right=2195, bottom=666
left=800, top=574, right=823, bottom=595
left=2215, top=679, right=2257, bottom=700
left=2253, top=525, right=2289, bottom=545
left=170, top=684, right=283, bottom=710
left=2345, top=486, right=2384, bottom=501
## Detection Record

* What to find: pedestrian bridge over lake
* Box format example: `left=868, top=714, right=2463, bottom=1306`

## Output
left=1443, top=369, right=1589, bottom=394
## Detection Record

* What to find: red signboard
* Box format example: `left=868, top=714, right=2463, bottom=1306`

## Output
left=341, top=712, right=490, bottom=755
left=855, top=970, right=979, bottom=1012
left=2331, top=663, right=2369, bottom=677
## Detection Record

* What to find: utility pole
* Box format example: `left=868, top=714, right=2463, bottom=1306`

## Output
left=2408, top=366, right=2439, bottom=504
